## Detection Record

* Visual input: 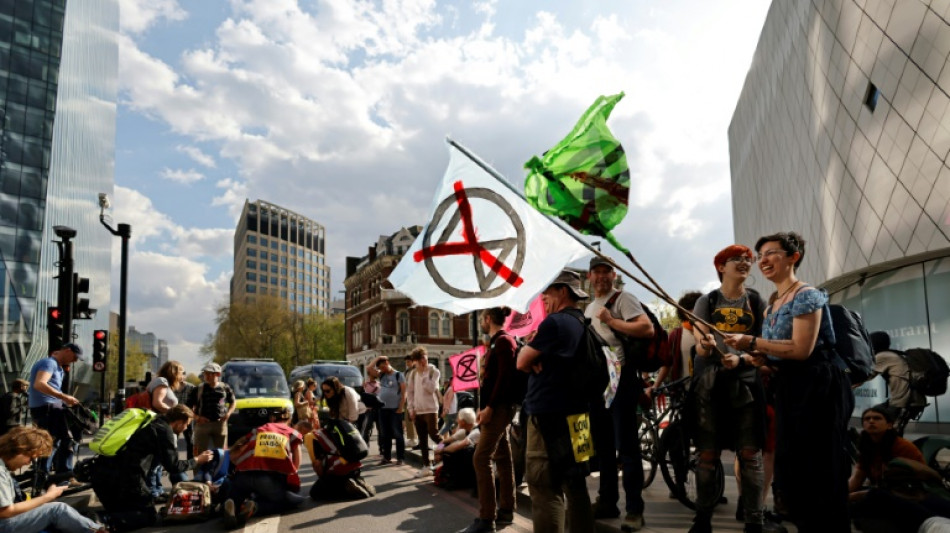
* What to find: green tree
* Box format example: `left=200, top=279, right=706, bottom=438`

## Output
left=202, top=296, right=345, bottom=375
left=649, top=298, right=680, bottom=331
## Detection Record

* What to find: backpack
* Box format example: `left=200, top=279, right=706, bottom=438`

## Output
left=605, top=292, right=671, bottom=372
left=503, top=335, right=530, bottom=406
left=323, top=418, right=369, bottom=463
left=162, top=481, right=213, bottom=522
left=65, top=404, right=99, bottom=439
left=899, top=348, right=950, bottom=396
left=127, top=390, right=152, bottom=410
left=562, top=307, right=611, bottom=403
left=89, top=408, right=156, bottom=456
left=825, top=303, right=875, bottom=385
left=455, top=391, right=476, bottom=411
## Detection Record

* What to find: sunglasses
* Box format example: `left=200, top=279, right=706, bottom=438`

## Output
left=321, top=388, right=332, bottom=395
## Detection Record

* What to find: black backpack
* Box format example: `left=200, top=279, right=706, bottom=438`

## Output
left=499, top=334, right=529, bottom=406
left=562, top=307, right=611, bottom=403
left=323, top=418, right=369, bottom=463
left=825, top=303, right=875, bottom=385
left=898, top=348, right=950, bottom=396
left=605, top=292, right=671, bottom=372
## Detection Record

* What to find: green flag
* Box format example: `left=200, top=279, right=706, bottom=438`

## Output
left=524, top=93, right=630, bottom=252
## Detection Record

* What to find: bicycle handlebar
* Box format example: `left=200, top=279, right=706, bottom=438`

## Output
left=653, top=376, right=690, bottom=396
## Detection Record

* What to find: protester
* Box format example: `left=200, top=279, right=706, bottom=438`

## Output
left=173, top=378, right=196, bottom=459
left=517, top=270, right=595, bottom=533
left=849, top=406, right=924, bottom=499
left=585, top=256, right=653, bottom=532
left=224, top=406, right=304, bottom=528
left=92, top=404, right=212, bottom=532
left=376, top=356, right=407, bottom=466
left=724, top=231, right=852, bottom=532
left=321, top=377, right=363, bottom=423
left=190, top=363, right=235, bottom=457
left=146, top=360, right=188, bottom=498
left=303, top=419, right=375, bottom=501
left=29, top=343, right=83, bottom=478
left=403, top=354, right=419, bottom=448
left=0, top=379, right=29, bottom=437
left=870, top=331, right=927, bottom=435
left=292, top=380, right=311, bottom=426
left=304, top=379, right=319, bottom=426
left=440, top=382, right=458, bottom=438
left=691, top=245, right=772, bottom=533
left=360, top=364, right=381, bottom=443
left=457, top=307, right=519, bottom=533
left=407, top=346, right=442, bottom=477
left=0, top=426, right=107, bottom=533
left=436, top=407, right=480, bottom=491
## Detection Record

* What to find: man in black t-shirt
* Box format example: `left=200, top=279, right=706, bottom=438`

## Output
left=517, top=270, right=594, bottom=533
left=189, top=363, right=236, bottom=456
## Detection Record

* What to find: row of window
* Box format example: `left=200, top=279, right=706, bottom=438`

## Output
left=352, top=311, right=454, bottom=348
left=245, top=284, right=327, bottom=306
left=243, top=261, right=329, bottom=286
left=245, top=233, right=325, bottom=258
left=245, top=248, right=325, bottom=274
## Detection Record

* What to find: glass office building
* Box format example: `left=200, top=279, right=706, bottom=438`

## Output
left=730, top=1, right=950, bottom=424
left=0, top=0, right=118, bottom=391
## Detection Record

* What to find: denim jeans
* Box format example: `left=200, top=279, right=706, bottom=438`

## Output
left=230, top=471, right=303, bottom=516
left=29, top=406, right=75, bottom=475
left=0, top=501, right=101, bottom=533
left=378, top=409, right=405, bottom=461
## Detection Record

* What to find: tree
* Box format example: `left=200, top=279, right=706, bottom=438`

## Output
left=649, top=298, right=681, bottom=331
left=100, top=334, right=150, bottom=397
left=202, top=296, right=345, bottom=375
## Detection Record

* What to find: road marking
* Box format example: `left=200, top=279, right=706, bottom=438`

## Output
left=243, top=515, right=280, bottom=533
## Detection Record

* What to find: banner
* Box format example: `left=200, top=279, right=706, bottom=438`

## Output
left=503, top=294, right=546, bottom=338
left=449, top=345, right=486, bottom=392
left=389, top=142, right=591, bottom=314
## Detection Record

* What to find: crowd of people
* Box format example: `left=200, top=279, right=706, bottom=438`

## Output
left=2, top=229, right=950, bottom=533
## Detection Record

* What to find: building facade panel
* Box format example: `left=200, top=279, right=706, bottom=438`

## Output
left=730, top=0, right=950, bottom=424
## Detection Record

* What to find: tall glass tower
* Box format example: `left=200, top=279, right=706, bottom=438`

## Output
left=0, top=0, right=118, bottom=392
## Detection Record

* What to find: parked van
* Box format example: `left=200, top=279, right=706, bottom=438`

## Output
left=221, top=358, right=292, bottom=444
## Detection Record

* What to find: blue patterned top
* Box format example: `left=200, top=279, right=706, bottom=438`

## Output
left=762, top=286, right=836, bottom=358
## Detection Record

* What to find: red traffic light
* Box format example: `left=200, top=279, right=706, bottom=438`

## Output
left=49, top=308, right=61, bottom=320
left=94, top=330, right=107, bottom=341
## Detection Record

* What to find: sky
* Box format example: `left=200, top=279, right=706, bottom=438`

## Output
left=110, top=0, right=773, bottom=372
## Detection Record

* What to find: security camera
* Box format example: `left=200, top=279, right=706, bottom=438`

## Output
left=98, top=193, right=111, bottom=209
left=53, top=225, right=77, bottom=239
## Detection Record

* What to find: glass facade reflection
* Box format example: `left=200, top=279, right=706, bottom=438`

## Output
left=0, top=0, right=118, bottom=391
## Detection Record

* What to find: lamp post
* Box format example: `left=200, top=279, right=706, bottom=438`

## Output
left=98, top=193, right=131, bottom=413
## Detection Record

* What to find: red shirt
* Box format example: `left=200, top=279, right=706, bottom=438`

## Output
left=232, top=422, right=302, bottom=476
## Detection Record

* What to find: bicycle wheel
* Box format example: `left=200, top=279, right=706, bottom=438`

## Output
left=639, top=419, right=659, bottom=488
left=657, top=421, right=724, bottom=510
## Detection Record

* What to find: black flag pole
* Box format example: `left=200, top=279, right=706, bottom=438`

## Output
left=446, top=137, right=725, bottom=338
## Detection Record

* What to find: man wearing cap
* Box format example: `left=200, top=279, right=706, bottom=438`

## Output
left=516, top=270, right=595, bottom=533
left=189, top=362, right=236, bottom=457
left=28, top=343, right=83, bottom=476
left=585, top=256, right=654, bottom=532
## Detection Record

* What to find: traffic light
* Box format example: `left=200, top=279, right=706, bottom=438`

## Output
left=92, top=330, right=108, bottom=371
left=72, top=274, right=94, bottom=319
left=47, top=307, right=66, bottom=352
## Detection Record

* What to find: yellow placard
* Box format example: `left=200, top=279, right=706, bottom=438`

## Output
left=254, top=431, right=289, bottom=459
left=567, top=412, right=593, bottom=463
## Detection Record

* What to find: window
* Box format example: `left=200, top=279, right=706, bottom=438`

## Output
left=280, top=290, right=287, bottom=298
left=260, top=263, right=267, bottom=271
left=246, top=272, right=256, bottom=281
left=247, top=235, right=257, bottom=244
left=280, top=279, right=288, bottom=287
left=271, top=276, right=278, bottom=285
left=271, top=241, right=278, bottom=249
left=290, top=259, right=297, bottom=267
left=280, top=267, right=288, bottom=276
left=247, top=248, right=257, bottom=257
left=260, top=238, right=268, bottom=247
left=281, top=256, right=287, bottom=265
left=281, top=243, right=287, bottom=252
left=270, top=253, right=278, bottom=262
left=246, top=284, right=257, bottom=293
left=246, top=260, right=256, bottom=268
left=429, top=312, right=440, bottom=336
left=864, top=82, right=880, bottom=112
left=271, top=265, right=278, bottom=273
left=398, top=311, right=410, bottom=338
left=442, top=314, right=452, bottom=337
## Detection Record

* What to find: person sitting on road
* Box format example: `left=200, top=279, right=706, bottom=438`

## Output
left=849, top=406, right=924, bottom=500
left=434, top=407, right=480, bottom=487
left=0, top=426, right=108, bottom=533
left=302, top=419, right=375, bottom=501
left=92, top=404, right=213, bottom=532
left=224, top=406, right=304, bottom=528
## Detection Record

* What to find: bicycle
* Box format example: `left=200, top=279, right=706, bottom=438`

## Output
left=654, top=376, right=725, bottom=510
left=638, top=408, right=659, bottom=488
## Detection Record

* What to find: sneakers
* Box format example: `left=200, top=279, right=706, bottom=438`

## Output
left=222, top=499, right=237, bottom=529
left=591, top=500, right=620, bottom=519
left=621, top=513, right=644, bottom=532
left=495, top=509, right=514, bottom=526
left=415, top=467, right=433, bottom=477
left=456, top=518, right=496, bottom=533
left=379, top=458, right=392, bottom=465
left=239, top=500, right=257, bottom=523
left=394, top=459, right=404, bottom=466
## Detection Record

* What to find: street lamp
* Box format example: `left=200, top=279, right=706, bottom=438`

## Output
left=98, top=193, right=131, bottom=413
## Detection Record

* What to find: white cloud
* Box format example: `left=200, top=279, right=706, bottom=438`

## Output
left=177, top=145, right=217, bottom=168
left=119, top=0, right=187, bottom=35
left=160, top=168, right=205, bottom=184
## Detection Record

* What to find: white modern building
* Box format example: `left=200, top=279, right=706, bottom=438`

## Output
left=731, top=0, right=950, bottom=424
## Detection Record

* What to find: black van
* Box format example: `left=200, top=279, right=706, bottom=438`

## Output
left=289, top=361, right=363, bottom=397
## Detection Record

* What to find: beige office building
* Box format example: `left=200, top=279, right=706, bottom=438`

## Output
left=730, top=0, right=950, bottom=423
left=232, top=200, right=330, bottom=315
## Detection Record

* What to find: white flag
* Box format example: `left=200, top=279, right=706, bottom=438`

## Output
left=388, top=142, right=591, bottom=314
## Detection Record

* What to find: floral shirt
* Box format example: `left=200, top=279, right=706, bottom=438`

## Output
left=762, top=287, right=836, bottom=360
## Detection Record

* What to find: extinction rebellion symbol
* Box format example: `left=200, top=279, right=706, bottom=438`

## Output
left=413, top=181, right=526, bottom=298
